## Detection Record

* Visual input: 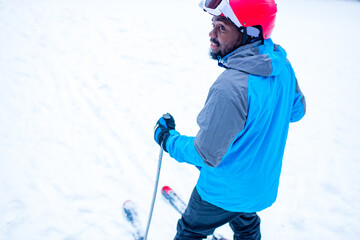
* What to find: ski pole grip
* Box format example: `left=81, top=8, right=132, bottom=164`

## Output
left=163, top=113, right=171, bottom=119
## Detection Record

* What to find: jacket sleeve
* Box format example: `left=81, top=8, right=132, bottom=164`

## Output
left=194, top=84, right=248, bottom=167
left=166, top=71, right=248, bottom=168
left=166, top=135, right=208, bottom=168
left=290, top=78, right=306, bottom=122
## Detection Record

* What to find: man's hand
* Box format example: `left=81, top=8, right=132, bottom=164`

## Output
left=154, top=113, right=179, bottom=152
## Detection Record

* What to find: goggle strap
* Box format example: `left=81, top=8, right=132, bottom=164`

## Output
left=222, top=3, right=242, bottom=28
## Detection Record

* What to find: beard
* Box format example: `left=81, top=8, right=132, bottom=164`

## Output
left=209, top=44, right=242, bottom=60
left=209, top=36, right=243, bottom=60
left=209, top=38, right=222, bottom=60
left=209, top=49, right=220, bottom=60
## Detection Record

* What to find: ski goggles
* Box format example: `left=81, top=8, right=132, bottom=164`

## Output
left=199, top=0, right=242, bottom=28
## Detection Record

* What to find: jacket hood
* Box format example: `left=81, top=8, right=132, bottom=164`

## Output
left=218, top=39, right=287, bottom=77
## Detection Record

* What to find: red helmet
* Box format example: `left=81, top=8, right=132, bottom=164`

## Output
left=200, top=0, right=277, bottom=39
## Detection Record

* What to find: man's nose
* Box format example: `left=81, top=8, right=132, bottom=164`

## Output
left=209, top=28, right=217, bottom=38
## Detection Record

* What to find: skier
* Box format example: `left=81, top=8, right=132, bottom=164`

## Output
left=154, top=0, right=306, bottom=239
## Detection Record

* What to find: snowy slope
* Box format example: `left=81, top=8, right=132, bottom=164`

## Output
left=0, top=0, right=359, bottom=239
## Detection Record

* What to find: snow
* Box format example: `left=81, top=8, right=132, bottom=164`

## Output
left=0, top=0, right=359, bottom=239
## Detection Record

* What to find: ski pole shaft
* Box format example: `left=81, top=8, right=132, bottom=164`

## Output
left=144, top=147, right=163, bottom=240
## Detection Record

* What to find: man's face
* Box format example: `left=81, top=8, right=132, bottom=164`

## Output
left=209, top=16, right=243, bottom=60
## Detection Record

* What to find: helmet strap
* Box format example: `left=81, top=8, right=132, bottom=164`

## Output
left=257, top=25, right=265, bottom=45
left=239, top=26, right=264, bottom=46
left=240, top=27, right=249, bottom=46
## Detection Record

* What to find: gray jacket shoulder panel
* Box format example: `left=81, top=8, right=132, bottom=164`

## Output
left=194, top=69, right=249, bottom=167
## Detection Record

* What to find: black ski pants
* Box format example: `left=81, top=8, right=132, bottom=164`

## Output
left=174, top=187, right=261, bottom=240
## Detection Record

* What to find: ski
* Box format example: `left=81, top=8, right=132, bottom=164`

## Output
left=161, top=186, right=187, bottom=214
left=123, top=200, right=144, bottom=240
left=161, top=186, right=229, bottom=240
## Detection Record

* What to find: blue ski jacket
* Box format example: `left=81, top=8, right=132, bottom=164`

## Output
left=166, top=39, right=306, bottom=213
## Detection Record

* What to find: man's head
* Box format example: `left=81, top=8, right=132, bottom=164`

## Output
left=201, top=0, right=278, bottom=59
left=209, top=16, right=243, bottom=60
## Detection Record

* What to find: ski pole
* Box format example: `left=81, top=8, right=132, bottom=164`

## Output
left=144, top=146, right=164, bottom=240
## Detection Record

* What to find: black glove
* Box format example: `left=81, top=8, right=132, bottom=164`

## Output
left=154, top=113, right=179, bottom=152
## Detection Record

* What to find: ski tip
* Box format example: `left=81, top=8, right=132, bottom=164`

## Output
left=162, top=186, right=172, bottom=194
left=123, top=200, right=135, bottom=207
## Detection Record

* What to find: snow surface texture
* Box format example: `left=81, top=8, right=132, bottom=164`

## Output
left=1, top=0, right=359, bottom=239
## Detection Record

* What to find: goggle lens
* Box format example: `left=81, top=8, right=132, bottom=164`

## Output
left=205, top=0, right=222, bottom=9
left=201, top=0, right=243, bottom=29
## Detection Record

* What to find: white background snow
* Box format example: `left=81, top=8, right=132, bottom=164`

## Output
left=1, top=0, right=360, bottom=239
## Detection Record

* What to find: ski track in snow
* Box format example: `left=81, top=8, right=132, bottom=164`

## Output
left=1, top=0, right=360, bottom=239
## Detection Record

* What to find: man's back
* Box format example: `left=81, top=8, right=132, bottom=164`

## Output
left=195, top=39, right=306, bottom=212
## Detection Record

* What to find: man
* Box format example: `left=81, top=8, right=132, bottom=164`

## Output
left=154, top=0, right=306, bottom=239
